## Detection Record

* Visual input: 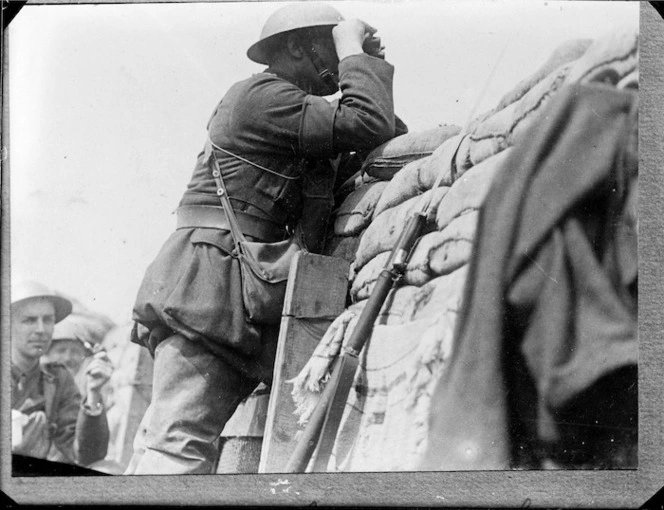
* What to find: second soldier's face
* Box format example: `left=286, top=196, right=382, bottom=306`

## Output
left=44, top=339, right=88, bottom=375
left=11, top=298, right=56, bottom=363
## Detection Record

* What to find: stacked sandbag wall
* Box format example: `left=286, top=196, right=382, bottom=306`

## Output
left=300, top=27, right=638, bottom=472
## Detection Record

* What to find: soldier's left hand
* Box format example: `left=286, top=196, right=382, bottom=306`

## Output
left=84, top=350, right=114, bottom=391
left=363, top=33, right=385, bottom=59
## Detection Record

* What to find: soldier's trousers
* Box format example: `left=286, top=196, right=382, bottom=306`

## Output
left=125, top=333, right=259, bottom=474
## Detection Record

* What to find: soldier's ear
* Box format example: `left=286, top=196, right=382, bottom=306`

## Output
left=286, top=33, right=305, bottom=60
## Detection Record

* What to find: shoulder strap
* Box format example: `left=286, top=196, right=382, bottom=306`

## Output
left=207, top=135, right=301, bottom=181
left=209, top=148, right=248, bottom=250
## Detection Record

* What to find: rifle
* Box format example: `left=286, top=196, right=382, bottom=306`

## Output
left=285, top=167, right=449, bottom=473
left=284, top=26, right=516, bottom=471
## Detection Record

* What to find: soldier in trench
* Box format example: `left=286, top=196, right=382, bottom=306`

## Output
left=127, top=2, right=407, bottom=474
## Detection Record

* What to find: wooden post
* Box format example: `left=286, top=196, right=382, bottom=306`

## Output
left=259, top=252, right=349, bottom=473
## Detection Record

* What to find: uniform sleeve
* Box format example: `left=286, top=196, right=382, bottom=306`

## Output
left=75, top=401, right=110, bottom=466
left=227, top=54, right=398, bottom=160
left=329, top=54, right=397, bottom=154
left=51, top=369, right=109, bottom=466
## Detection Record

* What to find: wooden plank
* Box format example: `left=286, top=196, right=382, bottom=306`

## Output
left=259, top=252, right=349, bottom=473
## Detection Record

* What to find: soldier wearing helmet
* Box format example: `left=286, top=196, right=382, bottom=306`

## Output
left=11, top=280, right=111, bottom=468
left=44, top=315, right=115, bottom=395
left=128, top=2, right=406, bottom=474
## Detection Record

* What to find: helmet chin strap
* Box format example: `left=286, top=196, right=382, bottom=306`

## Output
left=302, top=44, right=339, bottom=92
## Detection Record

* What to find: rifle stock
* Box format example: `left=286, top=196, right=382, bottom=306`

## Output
left=284, top=211, right=427, bottom=473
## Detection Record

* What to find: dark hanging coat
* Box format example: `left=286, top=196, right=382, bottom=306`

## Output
left=422, top=83, right=638, bottom=470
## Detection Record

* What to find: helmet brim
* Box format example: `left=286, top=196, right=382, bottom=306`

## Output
left=12, top=295, right=73, bottom=324
left=247, top=37, right=274, bottom=65
left=247, top=2, right=344, bottom=65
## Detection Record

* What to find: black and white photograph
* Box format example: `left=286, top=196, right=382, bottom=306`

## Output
left=2, top=0, right=663, bottom=506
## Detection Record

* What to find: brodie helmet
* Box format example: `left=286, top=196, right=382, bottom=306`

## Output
left=11, top=280, right=73, bottom=324
left=247, top=2, right=344, bottom=65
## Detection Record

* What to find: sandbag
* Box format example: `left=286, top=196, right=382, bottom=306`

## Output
left=291, top=266, right=469, bottom=471
left=617, top=70, right=638, bottom=90
left=460, top=61, right=573, bottom=173
left=492, top=38, right=593, bottom=114
left=429, top=211, right=479, bottom=277
left=460, top=29, right=637, bottom=174
left=351, top=212, right=478, bottom=301
left=371, top=156, right=434, bottom=219
left=354, top=187, right=448, bottom=271
left=566, top=27, right=638, bottom=85
left=333, top=181, right=389, bottom=237
left=373, top=134, right=467, bottom=219
left=361, top=125, right=461, bottom=180
left=435, top=149, right=511, bottom=231
left=329, top=312, right=455, bottom=471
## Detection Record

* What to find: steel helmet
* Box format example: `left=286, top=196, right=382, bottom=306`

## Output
left=247, top=2, right=344, bottom=64
left=11, top=280, right=72, bottom=324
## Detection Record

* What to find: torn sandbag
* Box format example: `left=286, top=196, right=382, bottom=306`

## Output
left=291, top=266, right=469, bottom=471
left=327, top=312, right=456, bottom=472
left=333, top=181, right=389, bottom=237
left=360, top=125, right=461, bottom=180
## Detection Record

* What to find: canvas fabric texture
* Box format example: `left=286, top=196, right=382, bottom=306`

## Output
left=353, top=187, right=448, bottom=271
left=351, top=211, right=479, bottom=301
left=354, top=148, right=510, bottom=277
left=360, top=125, right=461, bottom=180
left=290, top=267, right=467, bottom=471
left=373, top=135, right=463, bottom=219
left=323, top=233, right=363, bottom=266
left=422, top=83, right=638, bottom=471
left=333, top=181, right=389, bottom=237
left=293, top=32, right=638, bottom=473
left=435, top=149, right=511, bottom=230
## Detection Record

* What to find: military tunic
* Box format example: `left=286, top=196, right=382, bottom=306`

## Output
left=132, top=54, right=401, bottom=380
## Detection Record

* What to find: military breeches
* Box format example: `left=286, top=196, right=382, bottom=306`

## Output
left=125, top=334, right=259, bottom=475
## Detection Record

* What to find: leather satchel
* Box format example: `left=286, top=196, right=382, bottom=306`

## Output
left=208, top=140, right=304, bottom=325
